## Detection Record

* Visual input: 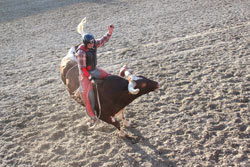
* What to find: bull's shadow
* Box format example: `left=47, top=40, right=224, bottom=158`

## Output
left=122, top=125, right=177, bottom=167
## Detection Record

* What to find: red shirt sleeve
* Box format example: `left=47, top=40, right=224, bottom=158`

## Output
left=81, top=67, right=90, bottom=77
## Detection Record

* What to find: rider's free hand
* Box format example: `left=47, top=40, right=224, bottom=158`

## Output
left=108, top=25, right=114, bottom=35
left=88, top=75, right=95, bottom=84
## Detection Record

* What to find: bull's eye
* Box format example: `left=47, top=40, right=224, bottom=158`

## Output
left=141, top=82, right=147, bottom=88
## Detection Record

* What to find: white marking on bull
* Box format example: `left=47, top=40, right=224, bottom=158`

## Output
left=111, top=116, right=116, bottom=122
left=66, top=47, right=77, bottom=61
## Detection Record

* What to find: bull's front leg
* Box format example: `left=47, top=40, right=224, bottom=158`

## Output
left=115, top=108, right=131, bottom=128
left=105, top=116, right=126, bottom=138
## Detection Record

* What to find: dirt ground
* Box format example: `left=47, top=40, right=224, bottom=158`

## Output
left=0, top=0, right=249, bottom=166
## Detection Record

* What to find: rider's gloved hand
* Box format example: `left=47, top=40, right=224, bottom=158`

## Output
left=88, top=75, right=95, bottom=84
left=108, top=24, right=114, bottom=35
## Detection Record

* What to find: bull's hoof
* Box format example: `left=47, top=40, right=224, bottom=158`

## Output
left=125, top=135, right=140, bottom=144
left=123, top=120, right=132, bottom=128
left=119, top=130, right=140, bottom=143
left=119, top=130, right=127, bottom=138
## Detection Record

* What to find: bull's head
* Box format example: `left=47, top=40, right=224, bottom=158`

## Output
left=121, top=66, right=159, bottom=95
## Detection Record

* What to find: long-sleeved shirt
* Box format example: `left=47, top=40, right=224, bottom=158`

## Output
left=75, top=32, right=111, bottom=77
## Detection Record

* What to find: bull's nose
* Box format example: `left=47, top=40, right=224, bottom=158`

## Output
left=155, top=83, right=160, bottom=90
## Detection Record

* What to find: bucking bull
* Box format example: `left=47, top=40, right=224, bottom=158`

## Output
left=60, top=47, right=159, bottom=137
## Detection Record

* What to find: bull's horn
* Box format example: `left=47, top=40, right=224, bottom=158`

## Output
left=77, top=17, right=87, bottom=36
left=128, top=81, right=139, bottom=95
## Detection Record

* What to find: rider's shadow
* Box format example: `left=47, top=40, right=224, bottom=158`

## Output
left=123, top=127, right=177, bottom=167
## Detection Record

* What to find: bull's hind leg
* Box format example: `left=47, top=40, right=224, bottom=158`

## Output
left=115, top=108, right=131, bottom=128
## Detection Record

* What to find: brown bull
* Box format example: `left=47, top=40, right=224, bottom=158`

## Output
left=60, top=48, right=159, bottom=137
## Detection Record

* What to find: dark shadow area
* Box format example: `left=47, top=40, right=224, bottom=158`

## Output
left=123, top=127, right=177, bottom=167
left=0, top=0, right=112, bottom=23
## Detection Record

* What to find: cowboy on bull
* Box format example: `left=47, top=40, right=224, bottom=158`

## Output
left=75, top=24, right=115, bottom=125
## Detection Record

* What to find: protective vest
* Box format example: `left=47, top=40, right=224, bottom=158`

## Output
left=79, top=44, right=97, bottom=71
left=85, top=46, right=97, bottom=71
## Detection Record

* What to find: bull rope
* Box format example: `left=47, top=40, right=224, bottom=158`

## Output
left=65, top=64, right=78, bottom=80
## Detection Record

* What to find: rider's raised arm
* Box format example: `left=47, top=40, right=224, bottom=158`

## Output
left=95, top=24, right=114, bottom=48
left=75, top=49, right=90, bottom=77
left=95, top=32, right=112, bottom=48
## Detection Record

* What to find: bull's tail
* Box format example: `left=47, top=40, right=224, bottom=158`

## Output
left=60, top=62, right=67, bottom=85
left=77, top=17, right=87, bottom=36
